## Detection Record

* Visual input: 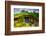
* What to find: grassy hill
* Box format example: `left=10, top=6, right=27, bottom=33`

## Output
left=14, top=11, right=39, bottom=27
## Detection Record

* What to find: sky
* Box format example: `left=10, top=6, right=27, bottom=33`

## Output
left=14, top=8, right=39, bottom=14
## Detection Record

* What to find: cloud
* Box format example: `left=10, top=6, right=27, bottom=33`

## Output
left=14, top=8, right=39, bottom=14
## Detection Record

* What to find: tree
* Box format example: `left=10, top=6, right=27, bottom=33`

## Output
left=21, top=10, right=25, bottom=12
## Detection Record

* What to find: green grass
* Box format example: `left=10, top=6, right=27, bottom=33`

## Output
left=14, top=11, right=39, bottom=27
